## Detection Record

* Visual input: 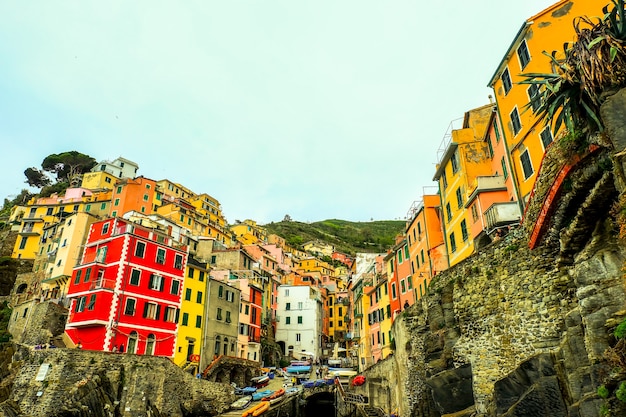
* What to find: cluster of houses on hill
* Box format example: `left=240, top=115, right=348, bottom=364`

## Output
left=4, top=0, right=608, bottom=374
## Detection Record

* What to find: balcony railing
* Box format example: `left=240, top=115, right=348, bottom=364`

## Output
left=484, top=202, right=521, bottom=229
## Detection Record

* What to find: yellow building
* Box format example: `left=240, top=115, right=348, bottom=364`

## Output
left=39, top=212, right=99, bottom=301
left=327, top=291, right=349, bottom=344
left=488, top=0, right=607, bottom=206
left=230, top=220, right=267, bottom=245
left=81, top=170, right=119, bottom=191
left=173, top=258, right=209, bottom=368
left=11, top=188, right=111, bottom=260
left=433, top=104, right=494, bottom=267
left=295, top=257, right=335, bottom=277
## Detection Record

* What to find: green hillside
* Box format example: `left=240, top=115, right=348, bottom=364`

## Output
left=263, top=219, right=405, bottom=256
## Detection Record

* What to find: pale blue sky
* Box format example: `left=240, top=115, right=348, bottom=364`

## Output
left=0, top=1, right=558, bottom=224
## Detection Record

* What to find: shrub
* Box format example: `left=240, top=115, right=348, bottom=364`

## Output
left=598, top=384, right=610, bottom=399
left=614, top=318, right=626, bottom=339
left=616, top=381, right=626, bottom=403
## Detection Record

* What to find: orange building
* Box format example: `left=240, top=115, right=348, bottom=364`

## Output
left=488, top=0, right=607, bottom=206
left=109, top=176, right=158, bottom=218
left=405, top=193, right=448, bottom=301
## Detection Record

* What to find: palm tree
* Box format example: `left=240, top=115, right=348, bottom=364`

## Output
left=519, top=0, right=626, bottom=145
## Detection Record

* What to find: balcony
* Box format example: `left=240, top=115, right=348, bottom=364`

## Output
left=89, top=278, right=117, bottom=291
left=466, top=176, right=507, bottom=202
left=484, top=202, right=521, bottom=229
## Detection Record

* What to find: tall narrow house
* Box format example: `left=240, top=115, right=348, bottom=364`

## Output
left=64, top=217, right=188, bottom=356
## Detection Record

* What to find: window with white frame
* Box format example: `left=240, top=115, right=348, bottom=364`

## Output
left=501, top=67, right=512, bottom=94
left=520, top=150, right=534, bottom=179
left=517, top=39, right=531, bottom=70
left=510, top=107, right=522, bottom=135
left=540, top=126, right=554, bottom=149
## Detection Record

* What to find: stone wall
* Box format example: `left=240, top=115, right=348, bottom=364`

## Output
left=1, top=346, right=235, bottom=417
left=359, top=94, right=626, bottom=416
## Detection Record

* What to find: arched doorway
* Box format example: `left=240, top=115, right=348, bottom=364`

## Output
left=305, top=392, right=335, bottom=417
left=128, top=331, right=138, bottom=354
left=223, top=338, right=229, bottom=356
left=145, top=334, right=155, bottom=355
left=214, top=336, right=221, bottom=357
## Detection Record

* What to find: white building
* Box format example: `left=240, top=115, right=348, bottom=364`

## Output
left=91, top=157, right=138, bottom=179
left=275, top=285, right=323, bottom=361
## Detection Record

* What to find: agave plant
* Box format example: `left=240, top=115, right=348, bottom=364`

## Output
left=519, top=0, right=626, bottom=139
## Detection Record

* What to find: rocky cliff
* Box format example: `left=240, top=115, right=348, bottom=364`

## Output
left=356, top=91, right=626, bottom=417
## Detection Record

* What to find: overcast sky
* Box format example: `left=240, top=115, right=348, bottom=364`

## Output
left=0, top=0, right=559, bottom=224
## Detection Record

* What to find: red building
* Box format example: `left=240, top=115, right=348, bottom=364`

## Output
left=65, top=217, right=188, bottom=356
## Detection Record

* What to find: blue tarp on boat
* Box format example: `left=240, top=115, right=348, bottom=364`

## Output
left=286, top=365, right=311, bottom=374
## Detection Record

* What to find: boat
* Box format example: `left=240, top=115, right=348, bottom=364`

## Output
left=285, top=387, right=299, bottom=397
left=242, top=401, right=269, bottom=417
left=250, top=375, right=270, bottom=388
left=252, top=389, right=273, bottom=401
left=262, top=388, right=285, bottom=402
left=235, top=387, right=257, bottom=395
left=231, top=395, right=252, bottom=410
left=285, top=365, right=311, bottom=374
left=252, top=401, right=270, bottom=417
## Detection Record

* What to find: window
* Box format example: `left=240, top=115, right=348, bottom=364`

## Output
left=124, top=298, right=136, bottom=315
left=471, top=204, right=478, bottom=222
left=196, top=291, right=203, bottom=304
left=46, top=207, right=53, bottom=215
left=286, top=316, right=291, bottom=324
left=446, top=203, right=452, bottom=222
left=116, top=186, right=123, bottom=194
left=487, top=137, right=494, bottom=158
left=143, top=302, right=160, bottom=320
left=391, top=283, right=397, bottom=299
left=494, top=120, right=501, bottom=142
left=528, top=84, right=541, bottom=112
left=217, top=308, right=223, bottom=320
left=85, top=204, right=91, bottom=212
left=520, top=150, right=534, bottom=179
left=245, top=305, right=249, bottom=315
left=149, top=274, right=164, bottom=291
left=182, top=312, right=189, bottom=326
left=540, top=126, right=553, bottom=148
left=114, top=198, right=120, bottom=206
left=156, top=248, right=165, bottom=264
left=517, top=39, right=531, bottom=69
left=218, top=286, right=224, bottom=298
left=298, top=301, right=303, bottom=310
left=510, top=108, right=522, bottom=135
left=461, top=220, right=469, bottom=242
left=226, top=311, right=232, bottom=323
left=135, top=241, right=146, bottom=258
left=450, top=232, right=457, bottom=253
left=421, top=250, right=424, bottom=264
left=502, top=67, right=512, bottom=94
left=296, top=333, right=301, bottom=342
left=196, top=315, right=202, bottom=328
left=407, top=276, right=413, bottom=289
left=185, top=288, right=192, bottom=301
left=102, top=223, right=110, bottom=234
left=456, top=187, right=463, bottom=209
left=74, top=270, right=82, bottom=285
left=297, top=316, right=303, bottom=324
left=18, top=237, right=27, bottom=250
left=87, top=294, right=96, bottom=310
left=401, top=279, right=406, bottom=293
left=84, top=268, right=91, bottom=282
left=164, top=307, right=177, bottom=323
left=451, top=150, right=460, bottom=173
left=397, top=250, right=403, bottom=263
left=75, top=296, right=87, bottom=312
left=171, top=280, right=180, bottom=295
left=143, top=194, right=149, bottom=201
left=441, top=171, right=448, bottom=190
left=286, top=302, right=291, bottom=311
left=174, top=254, right=183, bottom=269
